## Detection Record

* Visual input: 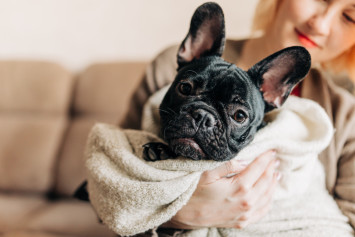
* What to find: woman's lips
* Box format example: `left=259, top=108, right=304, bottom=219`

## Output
left=295, top=29, right=318, bottom=48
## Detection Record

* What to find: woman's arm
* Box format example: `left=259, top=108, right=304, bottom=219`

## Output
left=120, top=45, right=178, bottom=129
left=334, top=99, right=355, bottom=229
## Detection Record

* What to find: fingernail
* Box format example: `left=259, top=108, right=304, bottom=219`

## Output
left=223, top=172, right=238, bottom=178
left=275, top=172, right=282, bottom=180
left=274, top=159, right=280, bottom=168
left=239, top=160, right=249, bottom=167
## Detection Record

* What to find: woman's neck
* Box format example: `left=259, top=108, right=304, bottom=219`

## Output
left=237, top=34, right=276, bottom=70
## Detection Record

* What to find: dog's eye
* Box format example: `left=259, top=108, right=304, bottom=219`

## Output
left=233, top=110, right=247, bottom=123
left=178, top=82, right=193, bottom=95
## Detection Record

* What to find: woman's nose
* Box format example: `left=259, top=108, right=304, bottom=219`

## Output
left=307, top=8, right=335, bottom=36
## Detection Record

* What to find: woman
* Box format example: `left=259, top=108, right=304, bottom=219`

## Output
left=121, top=0, right=355, bottom=233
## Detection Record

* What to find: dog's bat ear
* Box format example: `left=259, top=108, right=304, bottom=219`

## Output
left=247, top=46, right=311, bottom=113
left=177, top=2, right=226, bottom=69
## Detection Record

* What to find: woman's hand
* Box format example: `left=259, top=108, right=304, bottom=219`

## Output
left=168, top=150, right=281, bottom=229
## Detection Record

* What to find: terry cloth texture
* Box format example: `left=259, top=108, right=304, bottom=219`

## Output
left=86, top=86, right=354, bottom=236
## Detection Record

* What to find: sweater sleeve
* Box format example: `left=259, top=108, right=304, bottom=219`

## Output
left=120, top=45, right=179, bottom=129
left=303, top=69, right=355, bottom=230
left=333, top=91, right=355, bottom=229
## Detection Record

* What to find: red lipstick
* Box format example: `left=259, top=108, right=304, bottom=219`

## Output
left=295, top=29, right=318, bottom=48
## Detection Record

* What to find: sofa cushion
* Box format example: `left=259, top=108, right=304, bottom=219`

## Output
left=0, top=193, right=47, bottom=232
left=0, top=115, right=67, bottom=193
left=73, top=62, right=147, bottom=122
left=0, top=193, right=116, bottom=237
left=24, top=200, right=116, bottom=237
left=0, top=61, right=73, bottom=193
left=54, top=62, right=147, bottom=197
left=55, top=116, right=116, bottom=197
left=2, top=231, right=73, bottom=237
left=0, top=61, right=73, bottom=113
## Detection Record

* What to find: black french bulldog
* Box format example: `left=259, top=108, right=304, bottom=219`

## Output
left=74, top=2, right=311, bottom=201
left=142, top=2, right=311, bottom=162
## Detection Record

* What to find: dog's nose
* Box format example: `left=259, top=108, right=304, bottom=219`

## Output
left=192, top=109, right=216, bottom=128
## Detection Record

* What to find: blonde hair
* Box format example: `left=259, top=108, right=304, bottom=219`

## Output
left=251, top=0, right=355, bottom=82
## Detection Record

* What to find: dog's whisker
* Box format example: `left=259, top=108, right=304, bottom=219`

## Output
left=186, top=70, right=198, bottom=76
left=156, top=108, right=177, bottom=119
left=163, top=127, right=167, bottom=141
left=160, top=107, right=177, bottom=116
left=158, top=108, right=173, bottom=115
left=166, top=107, right=177, bottom=115
left=163, top=119, right=175, bottom=141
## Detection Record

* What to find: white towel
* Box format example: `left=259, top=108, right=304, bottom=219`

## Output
left=86, top=86, right=353, bottom=236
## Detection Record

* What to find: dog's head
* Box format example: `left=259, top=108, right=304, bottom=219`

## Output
left=159, top=2, right=311, bottom=161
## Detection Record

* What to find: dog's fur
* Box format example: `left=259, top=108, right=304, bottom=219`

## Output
left=143, top=2, right=311, bottom=162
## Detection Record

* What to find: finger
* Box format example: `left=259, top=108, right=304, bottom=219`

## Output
left=232, top=175, right=278, bottom=229
left=222, top=159, right=250, bottom=178
left=200, top=159, right=249, bottom=183
left=250, top=171, right=280, bottom=214
left=246, top=159, right=279, bottom=204
left=226, top=171, right=280, bottom=229
left=264, top=171, right=281, bottom=199
left=232, top=201, right=273, bottom=229
left=235, top=150, right=276, bottom=189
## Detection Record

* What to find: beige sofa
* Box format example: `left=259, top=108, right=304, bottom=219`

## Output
left=0, top=60, right=148, bottom=237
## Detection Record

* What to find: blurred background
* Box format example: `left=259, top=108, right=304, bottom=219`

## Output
left=0, top=0, right=258, bottom=72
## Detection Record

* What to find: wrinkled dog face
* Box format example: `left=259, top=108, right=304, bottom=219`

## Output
left=160, top=60, right=265, bottom=161
left=159, top=2, right=311, bottom=161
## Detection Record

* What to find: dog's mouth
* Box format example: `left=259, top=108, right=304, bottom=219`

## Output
left=169, top=138, right=207, bottom=160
